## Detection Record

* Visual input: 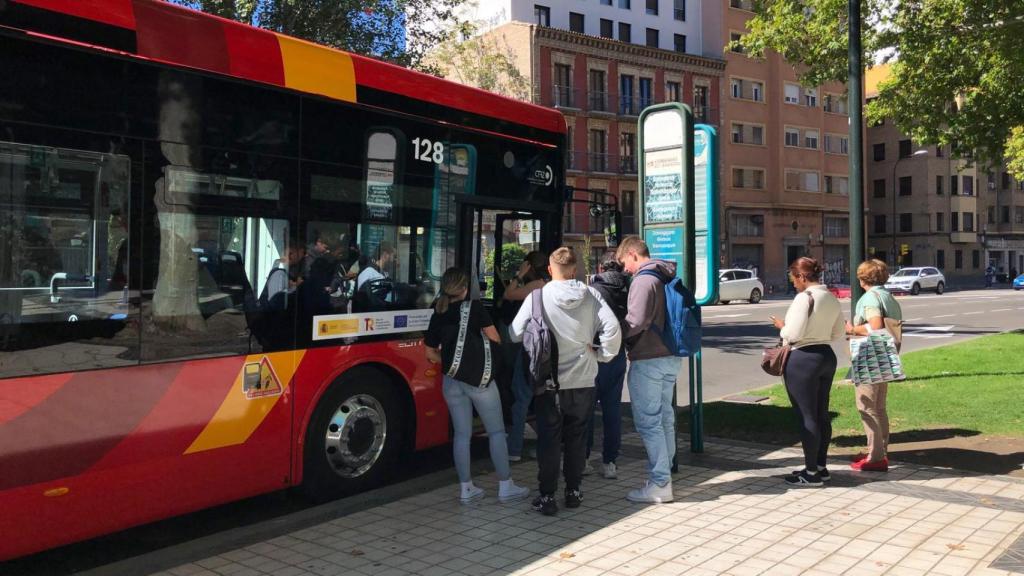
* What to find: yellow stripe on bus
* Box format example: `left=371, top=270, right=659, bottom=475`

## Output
left=184, top=351, right=305, bottom=454
left=276, top=34, right=356, bottom=103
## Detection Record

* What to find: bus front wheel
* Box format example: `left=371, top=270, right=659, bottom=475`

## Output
left=302, top=367, right=404, bottom=501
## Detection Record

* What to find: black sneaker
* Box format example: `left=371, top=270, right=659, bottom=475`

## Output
left=532, top=494, right=558, bottom=516
left=791, top=467, right=831, bottom=482
left=784, top=470, right=823, bottom=487
left=565, top=488, right=582, bottom=509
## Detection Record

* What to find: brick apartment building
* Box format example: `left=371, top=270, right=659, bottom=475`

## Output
left=721, top=0, right=853, bottom=292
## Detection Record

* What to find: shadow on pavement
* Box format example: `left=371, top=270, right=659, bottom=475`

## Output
left=831, top=427, right=981, bottom=448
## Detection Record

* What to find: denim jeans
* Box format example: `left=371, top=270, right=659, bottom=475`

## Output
left=627, top=355, right=681, bottom=486
left=586, top=347, right=626, bottom=463
left=442, top=375, right=511, bottom=483
left=506, top=348, right=533, bottom=457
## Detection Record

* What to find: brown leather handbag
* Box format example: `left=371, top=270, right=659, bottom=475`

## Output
left=760, top=293, right=815, bottom=376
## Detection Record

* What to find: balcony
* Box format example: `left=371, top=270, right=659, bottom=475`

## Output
left=950, top=232, right=977, bottom=244
left=693, top=106, right=720, bottom=126
left=552, top=85, right=575, bottom=109
left=588, top=91, right=610, bottom=113
left=619, top=155, right=637, bottom=174
left=567, top=151, right=638, bottom=175
left=589, top=152, right=611, bottom=173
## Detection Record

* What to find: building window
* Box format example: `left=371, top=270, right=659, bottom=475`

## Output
left=825, top=175, right=849, bottom=195
left=823, top=94, right=848, bottom=115
left=589, top=129, right=607, bottom=171
left=618, top=22, right=631, bottom=42
left=936, top=145, right=944, bottom=157
left=638, top=77, right=653, bottom=109
left=955, top=250, right=963, bottom=270
left=693, top=85, right=710, bottom=122
left=621, top=189, right=636, bottom=233
left=553, top=63, right=572, bottom=107
left=899, top=176, right=912, bottom=196
left=988, top=171, right=996, bottom=192
left=666, top=81, right=681, bottom=102
left=972, top=250, right=980, bottom=268
left=963, top=212, right=974, bottom=232
left=646, top=0, right=658, bottom=15
left=936, top=249, right=945, bottom=269
left=1003, top=206, right=1011, bottom=223
left=569, top=12, right=584, bottom=33
left=674, top=33, right=686, bottom=52
left=1002, top=171, right=1011, bottom=189
left=732, top=167, right=765, bottom=189
left=1016, top=206, right=1024, bottom=224
left=601, top=0, right=613, bottom=4
left=646, top=27, right=659, bottom=47
left=730, top=214, right=765, bottom=237
left=825, top=217, right=849, bottom=238
left=899, top=213, right=913, bottom=232
left=873, top=179, right=886, bottom=198
left=804, top=87, right=817, bottom=107
left=730, top=0, right=754, bottom=9
left=936, top=175, right=943, bottom=195
left=898, top=139, right=912, bottom=159
left=962, top=175, right=974, bottom=196
left=825, top=134, right=849, bottom=155
left=950, top=175, right=958, bottom=195
left=874, top=215, right=887, bottom=234
left=732, top=123, right=764, bottom=146
left=935, top=212, right=944, bottom=232
left=784, top=127, right=799, bottom=147
left=619, top=0, right=631, bottom=8
left=988, top=206, right=996, bottom=224
left=729, top=32, right=744, bottom=53
left=588, top=69, right=607, bottom=111
left=730, top=78, right=763, bottom=102
left=784, top=83, right=800, bottom=104
left=950, top=211, right=959, bottom=231
left=873, top=143, right=885, bottom=161
left=785, top=170, right=820, bottom=192
left=619, top=132, right=636, bottom=173
left=620, top=74, right=634, bottom=114
left=804, top=129, right=819, bottom=150
left=600, top=18, right=613, bottom=38
left=535, top=5, right=551, bottom=26
left=566, top=125, right=575, bottom=169
left=674, top=0, right=685, bottom=19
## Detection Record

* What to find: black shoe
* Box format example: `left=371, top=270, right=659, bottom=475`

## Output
left=565, top=488, right=582, bottom=509
left=784, top=470, right=823, bottom=487
left=532, top=494, right=558, bottom=516
left=791, top=467, right=831, bottom=482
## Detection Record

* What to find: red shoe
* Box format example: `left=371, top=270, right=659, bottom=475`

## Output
left=850, top=452, right=868, bottom=463
left=851, top=457, right=888, bottom=472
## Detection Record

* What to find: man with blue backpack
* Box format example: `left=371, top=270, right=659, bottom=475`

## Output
left=616, top=236, right=701, bottom=503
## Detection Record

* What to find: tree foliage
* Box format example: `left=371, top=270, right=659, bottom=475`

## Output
left=173, top=0, right=468, bottom=73
left=732, top=0, right=1024, bottom=176
left=428, top=20, right=532, bottom=101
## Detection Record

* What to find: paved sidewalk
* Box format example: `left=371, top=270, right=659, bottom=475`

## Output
left=152, top=433, right=1024, bottom=576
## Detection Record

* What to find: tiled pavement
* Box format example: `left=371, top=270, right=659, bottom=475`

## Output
left=151, top=433, right=1024, bottom=576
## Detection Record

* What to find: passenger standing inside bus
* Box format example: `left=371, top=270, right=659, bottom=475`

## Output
left=501, top=250, right=549, bottom=461
left=356, top=244, right=395, bottom=290
left=425, top=267, right=531, bottom=504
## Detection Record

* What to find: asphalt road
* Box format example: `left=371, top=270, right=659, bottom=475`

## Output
left=683, top=287, right=1024, bottom=405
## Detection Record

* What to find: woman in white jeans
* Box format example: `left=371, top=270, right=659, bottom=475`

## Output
left=424, top=268, right=530, bottom=504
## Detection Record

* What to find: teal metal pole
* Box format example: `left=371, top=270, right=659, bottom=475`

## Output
left=693, top=346, right=704, bottom=453
left=848, top=0, right=865, bottom=313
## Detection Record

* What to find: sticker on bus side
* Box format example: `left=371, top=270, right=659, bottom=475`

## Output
left=242, top=357, right=283, bottom=400
left=312, top=309, right=434, bottom=341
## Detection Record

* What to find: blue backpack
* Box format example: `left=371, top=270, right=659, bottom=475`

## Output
left=636, top=270, right=702, bottom=357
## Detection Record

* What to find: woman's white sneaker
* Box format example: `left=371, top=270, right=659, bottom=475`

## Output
left=602, top=462, right=618, bottom=479
left=626, top=480, right=673, bottom=503
left=498, top=479, right=530, bottom=503
left=459, top=483, right=485, bottom=503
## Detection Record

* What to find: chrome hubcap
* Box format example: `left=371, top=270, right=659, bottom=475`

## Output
left=323, top=394, right=387, bottom=479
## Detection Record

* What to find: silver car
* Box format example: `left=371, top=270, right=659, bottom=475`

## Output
left=717, top=268, right=764, bottom=304
left=884, top=266, right=945, bottom=295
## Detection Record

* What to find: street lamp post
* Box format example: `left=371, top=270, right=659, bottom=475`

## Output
left=890, top=149, right=929, bottom=266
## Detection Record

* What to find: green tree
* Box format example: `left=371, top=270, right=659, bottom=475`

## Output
left=173, top=0, right=469, bottom=72
left=428, top=19, right=532, bottom=100
left=732, top=0, right=1024, bottom=176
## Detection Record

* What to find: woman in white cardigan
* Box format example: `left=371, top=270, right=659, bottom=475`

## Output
left=770, top=257, right=845, bottom=487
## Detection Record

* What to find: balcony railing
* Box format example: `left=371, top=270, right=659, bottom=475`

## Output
left=567, top=151, right=638, bottom=175
left=552, top=85, right=575, bottom=108
left=588, top=91, right=609, bottom=113
left=619, top=155, right=637, bottom=174
left=541, top=87, right=720, bottom=125
left=589, top=152, right=611, bottom=173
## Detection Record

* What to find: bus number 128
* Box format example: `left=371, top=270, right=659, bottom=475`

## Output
left=411, top=138, right=445, bottom=164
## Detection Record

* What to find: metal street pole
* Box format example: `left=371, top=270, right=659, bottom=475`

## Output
left=848, top=0, right=865, bottom=314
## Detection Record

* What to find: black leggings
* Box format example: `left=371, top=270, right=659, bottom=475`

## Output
left=784, top=345, right=838, bottom=471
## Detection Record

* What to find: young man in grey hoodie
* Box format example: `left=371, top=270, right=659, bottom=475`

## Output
left=510, top=247, right=621, bottom=515
left=617, top=236, right=681, bottom=503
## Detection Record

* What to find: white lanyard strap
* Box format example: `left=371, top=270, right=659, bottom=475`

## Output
left=446, top=301, right=492, bottom=387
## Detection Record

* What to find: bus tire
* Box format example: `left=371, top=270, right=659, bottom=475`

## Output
left=302, top=367, right=404, bottom=502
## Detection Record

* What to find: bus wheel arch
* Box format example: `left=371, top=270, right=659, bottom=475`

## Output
left=301, top=363, right=415, bottom=501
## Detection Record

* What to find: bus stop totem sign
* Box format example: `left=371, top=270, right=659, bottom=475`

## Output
left=693, top=124, right=719, bottom=306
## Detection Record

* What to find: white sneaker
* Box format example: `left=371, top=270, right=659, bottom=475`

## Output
left=498, top=479, right=530, bottom=503
left=582, top=460, right=594, bottom=476
left=509, top=454, right=522, bottom=462
left=602, top=462, right=618, bottom=479
left=459, top=484, right=485, bottom=503
left=626, top=480, right=673, bottom=503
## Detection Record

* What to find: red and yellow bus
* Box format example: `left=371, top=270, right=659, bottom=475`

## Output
left=0, top=0, right=565, bottom=559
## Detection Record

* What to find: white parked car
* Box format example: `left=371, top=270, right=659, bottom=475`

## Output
left=884, top=266, right=946, bottom=295
left=717, top=269, right=764, bottom=304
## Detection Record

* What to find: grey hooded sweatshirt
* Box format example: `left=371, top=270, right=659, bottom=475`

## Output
left=509, top=279, right=622, bottom=389
left=624, top=259, right=676, bottom=361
